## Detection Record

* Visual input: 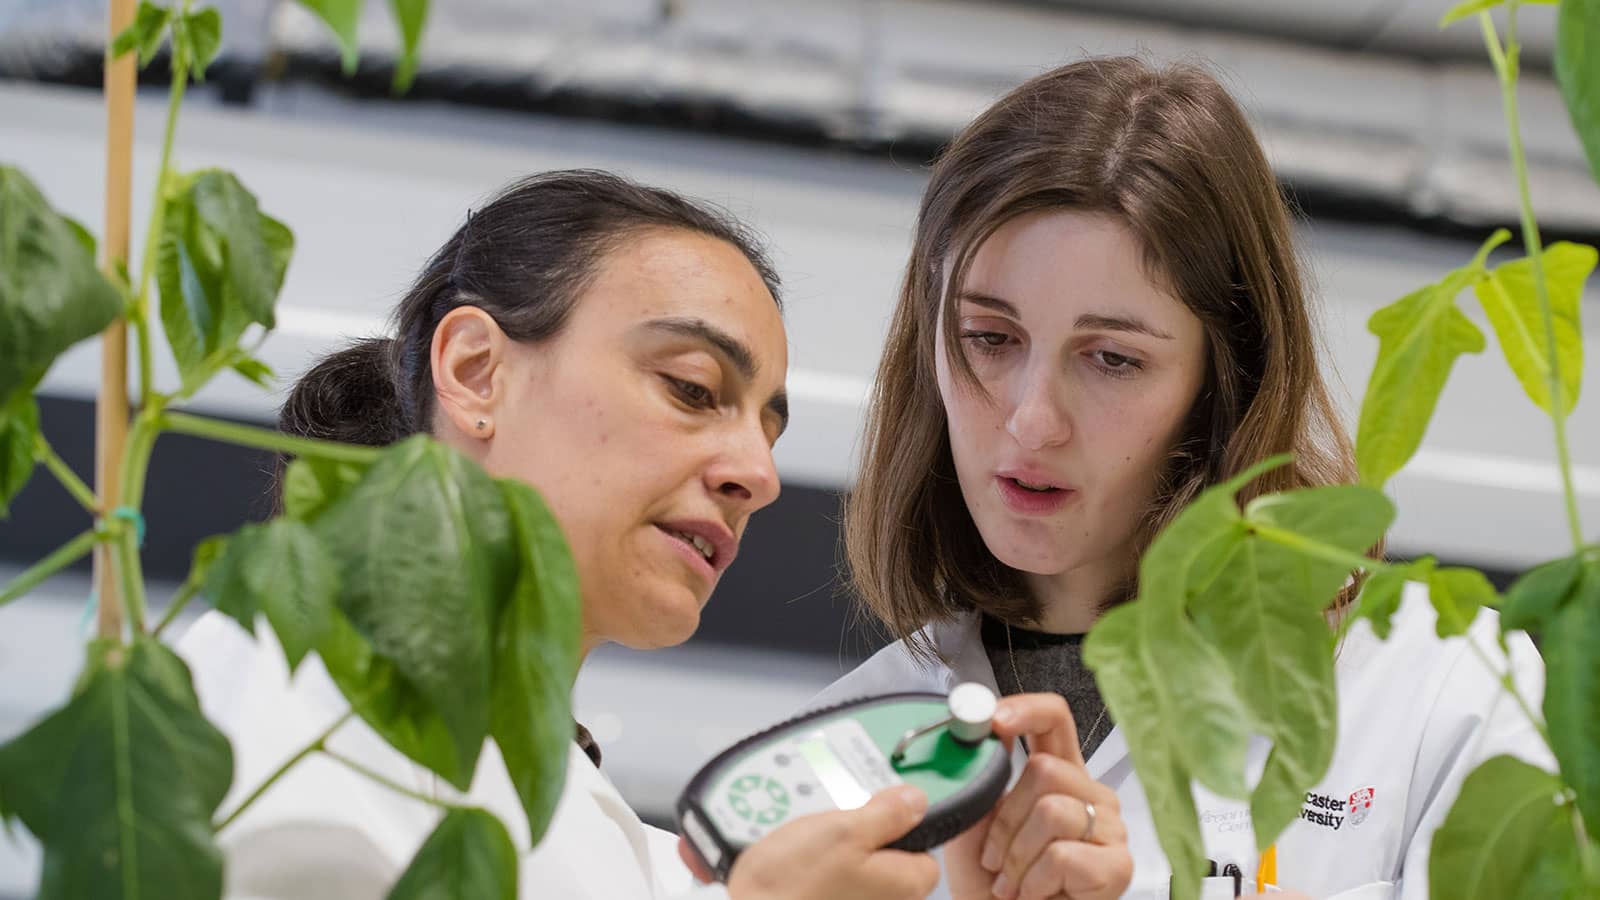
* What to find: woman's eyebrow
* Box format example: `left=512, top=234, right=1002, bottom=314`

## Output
left=1075, top=312, right=1175, bottom=340
left=957, top=292, right=1174, bottom=341
left=640, top=317, right=759, bottom=379
left=955, top=291, right=1019, bottom=317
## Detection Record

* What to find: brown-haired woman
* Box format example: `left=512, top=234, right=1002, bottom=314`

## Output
left=809, top=58, right=1547, bottom=900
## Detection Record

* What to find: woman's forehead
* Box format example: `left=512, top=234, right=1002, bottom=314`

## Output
left=958, top=213, right=1186, bottom=321
left=583, top=230, right=787, bottom=364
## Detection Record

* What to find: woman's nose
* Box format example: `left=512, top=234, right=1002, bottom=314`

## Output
left=1004, top=366, right=1072, bottom=451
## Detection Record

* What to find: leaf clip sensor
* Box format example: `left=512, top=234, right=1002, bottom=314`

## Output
left=890, top=682, right=997, bottom=764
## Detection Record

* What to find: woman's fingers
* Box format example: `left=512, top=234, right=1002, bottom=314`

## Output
left=993, top=795, right=1128, bottom=900
left=1010, top=840, right=1134, bottom=900
left=677, top=835, right=715, bottom=884
left=992, top=693, right=1086, bottom=765
left=842, top=784, right=930, bottom=847
left=981, top=752, right=1115, bottom=870
left=858, top=848, right=942, bottom=899
left=1001, top=791, right=1126, bottom=874
left=727, top=785, right=937, bottom=899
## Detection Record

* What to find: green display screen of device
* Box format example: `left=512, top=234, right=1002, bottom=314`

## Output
left=676, top=684, right=1012, bottom=883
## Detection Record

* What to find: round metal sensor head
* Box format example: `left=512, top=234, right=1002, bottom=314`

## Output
left=947, top=682, right=997, bottom=744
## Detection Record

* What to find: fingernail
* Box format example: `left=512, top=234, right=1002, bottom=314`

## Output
left=980, top=842, right=1001, bottom=872
left=991, top=872, right=1014, bottom=900
left=899, top=787, right=928, bottom=815
left=993, top=707, right=1014, bottom=727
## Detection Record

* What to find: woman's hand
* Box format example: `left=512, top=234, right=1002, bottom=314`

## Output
left=678, top=784, right=941, bottom=900
left=946, top=693, right=1133, bottom=900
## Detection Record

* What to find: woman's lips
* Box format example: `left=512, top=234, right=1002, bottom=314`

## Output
left=656, top=524, right=719, bottom=583
left=995, top=476, right=1076, bottom=515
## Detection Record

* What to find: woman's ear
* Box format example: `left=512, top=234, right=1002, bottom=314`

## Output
left=431, top=306, right=507, bottom=439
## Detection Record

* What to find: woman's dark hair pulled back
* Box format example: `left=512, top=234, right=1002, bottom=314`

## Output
left=280, top=169, right=781, bottom=445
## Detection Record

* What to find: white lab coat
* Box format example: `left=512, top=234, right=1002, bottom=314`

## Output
left=807, top=584, right=1551, bottom=900
left=177, top=612, right=725, bottom=899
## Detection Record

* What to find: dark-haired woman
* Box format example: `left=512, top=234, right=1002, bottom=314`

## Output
left=813, top=59, right=1548, bottom=900
left=178, top=170, right=973, bottom=899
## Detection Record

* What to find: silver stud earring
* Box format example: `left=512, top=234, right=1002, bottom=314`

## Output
left=475, top=418, right=488, bottom=431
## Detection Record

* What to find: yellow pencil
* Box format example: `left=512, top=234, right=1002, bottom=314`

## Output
left=1255, top=845, right=1277, bottom=893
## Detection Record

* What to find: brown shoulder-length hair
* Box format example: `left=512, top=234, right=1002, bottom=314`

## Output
left=845, top=57, right=1366, bottom=659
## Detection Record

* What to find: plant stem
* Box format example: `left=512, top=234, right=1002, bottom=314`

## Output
left=1250, top=524, right=1392, bottom=576
left=0, top=530, right=101, bottom=609
left=1465, top=631, right=1550, bottom=745
left=151, top=577, right=201, bottom=639
left=131, top=27, right=191, bottom=409
left=1480, top=8, right=1586, bottom=551
left=34, top=435, right=101, bottom=514
left=321, top=748, right=460, bottom=811
left=119, top=403, right=165, bottom=512
left=215, top=711, right=355, bottom=832
left=100, top=403, right=164, bottom=635
left=112, top=524, right=147, bottom=633
left=160, top=411, right=382, bottom=465
left=1575, top=806, right=1597, bottom=883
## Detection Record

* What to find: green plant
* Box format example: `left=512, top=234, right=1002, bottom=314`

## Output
left=0, top=2, right=582, bottom=897
left=1084, top=2, right=1600, bottom=898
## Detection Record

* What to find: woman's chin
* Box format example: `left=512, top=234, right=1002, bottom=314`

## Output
left=621, top=588, right=705, bottom=650
left=987, top=543, right=1076, bottom=578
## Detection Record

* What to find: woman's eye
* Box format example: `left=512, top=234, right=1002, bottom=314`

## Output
left=666, top=376, right=716, bottom=408
left=1092, top=350, right=1144, bottom=376
left=960, top=331, right=1013, bottom=353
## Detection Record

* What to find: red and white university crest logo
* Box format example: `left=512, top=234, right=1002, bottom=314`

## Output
left=1347, top=787, right=1376, bottom=827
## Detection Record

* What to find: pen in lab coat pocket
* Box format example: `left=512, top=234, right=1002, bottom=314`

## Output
left=1256, top=844, right=1277, bottom=892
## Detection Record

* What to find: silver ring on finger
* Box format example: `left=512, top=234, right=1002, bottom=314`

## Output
left=1080, top=800, right=1097, bottom=843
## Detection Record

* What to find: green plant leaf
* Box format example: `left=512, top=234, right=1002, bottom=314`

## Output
left=1203, top=531, right=1337, bottom=839
left=1474, top=242, right=1594, bottom=417
left=0, top=638, right=233, bottom=899
left=282, top=455, right=367, bottom=521
left=175, top=7, right=223, bottom=82
left=388, top=0, right=430, bottom=92
left=1557, top=0, right=1600, bottom=188
left=388, top=807, right=517, bottom=900
left=312, top=436, right=515, bottom=789
left=0, top=167, right=124, bottom=406
left=157, top=172, right=292, bottom=386
left=317, top=609, right=470, bottom=789
left=1501, top=554, right=1586, bottom=634
left=1198, top=485, right=1392, bottom=848
left=206, top=519, right=340, bottom=672
left=1514, top=809, right=1595, bottom=900
left=1083, top=464, right=1305, bottom=900
left=1438, top=0, right=1557, bottom=29
left=231, top=354, right=275, bottom=387
left=297, top=0, right=364, bottom=75
left=1349, top=558, right=1435, bottom=641
left=1428, top=567, right=1498, bottom=637
left=1084, top=604, right=1217, bottom=900
left=1428, top=754, right=1570, bottom=899
left=1541, top=563, right=1600, bottom=839
left=1357, top=231, right=1507, bottom=488
left=490, top=480, right=581, bottom=844
left=183, top=533, right=227, bottom=590
left=190, top=173, right=289, bottom=329
left=111, top=1, right=173, bottom=67
left=0, top=392, right=39, bottom=517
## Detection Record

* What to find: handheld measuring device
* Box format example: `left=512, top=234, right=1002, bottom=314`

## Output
left=676, top=684, right=1012, bottom=883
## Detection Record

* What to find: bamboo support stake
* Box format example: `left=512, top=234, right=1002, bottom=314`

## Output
left=95, top=0, right=137, bottom=640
